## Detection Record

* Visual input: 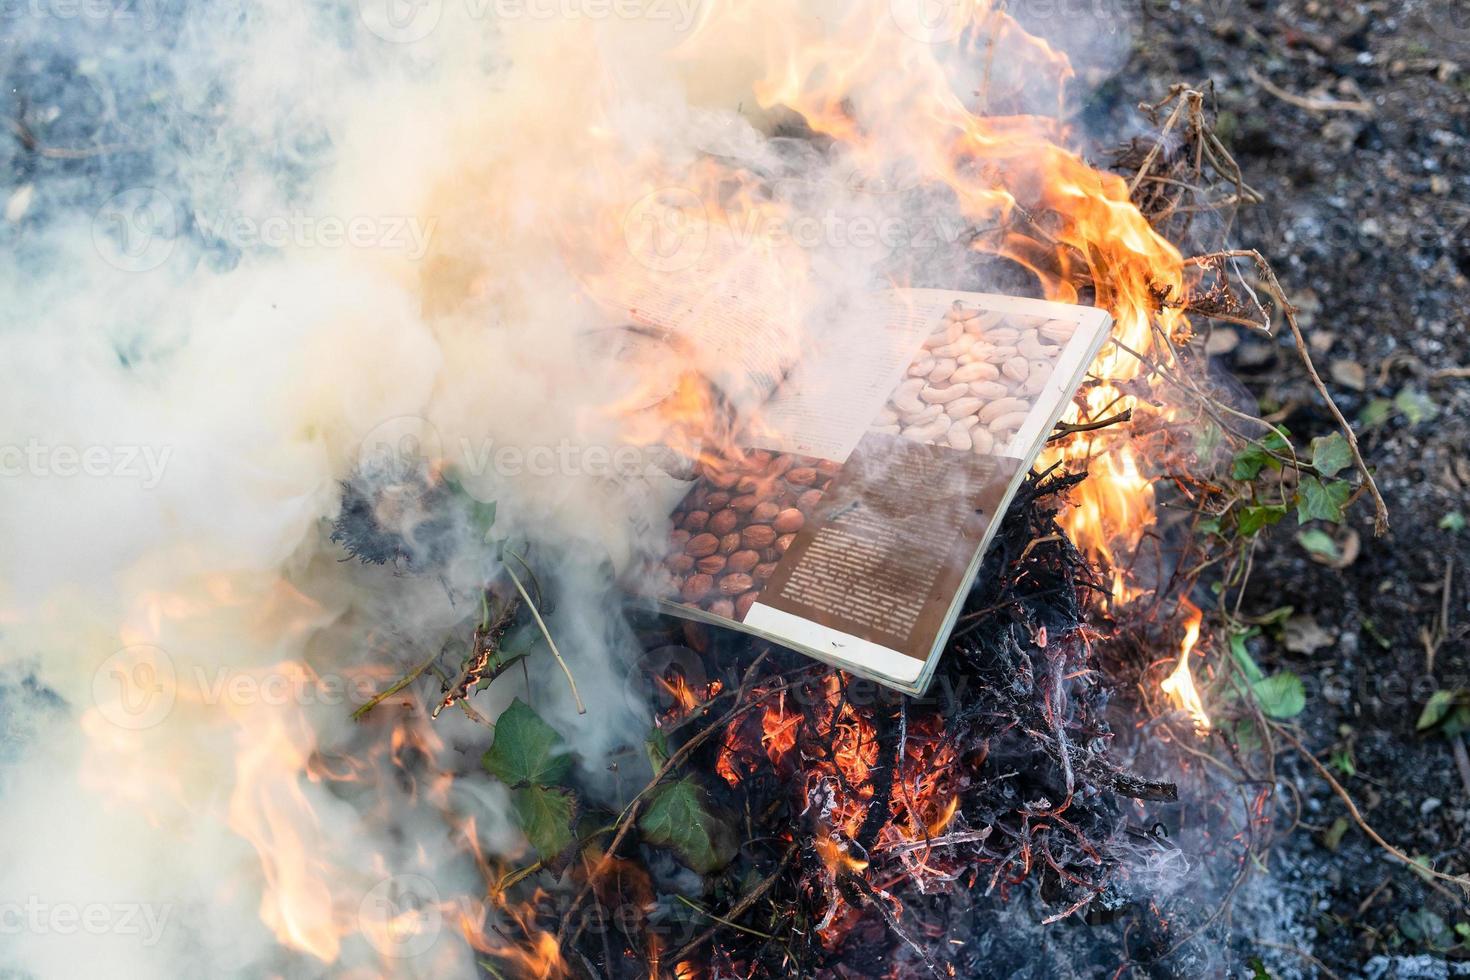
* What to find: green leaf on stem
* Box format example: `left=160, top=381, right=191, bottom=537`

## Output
left=482, top=698, right=573, bottom=787
left=638, top=779, right=736, bottom=874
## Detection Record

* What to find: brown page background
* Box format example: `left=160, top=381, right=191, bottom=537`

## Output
left=757, top=432, right=1019, bottom=660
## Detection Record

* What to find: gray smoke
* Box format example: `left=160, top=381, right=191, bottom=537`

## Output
left=0, top=1, right=1157, bottom=977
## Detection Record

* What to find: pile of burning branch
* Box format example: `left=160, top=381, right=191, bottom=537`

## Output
left=330, top=465, right=1180, bottom=978
left=593, top=469, right=1179, bottom=979
left=338, top=462, right=1205, bottom=978
left=334, top=70, right=1422, bottom=980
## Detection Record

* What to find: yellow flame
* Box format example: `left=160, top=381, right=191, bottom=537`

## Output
left=1161, top=607, right=1210, bottom=733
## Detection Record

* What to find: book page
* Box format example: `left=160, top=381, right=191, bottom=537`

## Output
left=863, top=289, right=1108, bottom=461
left=750, top=435, right=1017, bottom=658
left=756, top=294, right=930, bottom=463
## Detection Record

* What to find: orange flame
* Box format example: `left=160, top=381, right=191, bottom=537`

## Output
left=1161, top=605, right=1210, bottom=733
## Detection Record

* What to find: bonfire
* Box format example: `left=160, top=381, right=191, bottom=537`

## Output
left=14, top=2, right=1462, bottom=980
left=324, top=5, right=1401, bottom=977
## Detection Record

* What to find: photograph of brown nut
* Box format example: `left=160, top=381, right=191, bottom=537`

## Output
left=719, top=572, right=754, bottom=595
left=741, top=524, right=777, bottom=550
left=751, top=500, right=780, bottom=523
left=773, top=508, right=804, bottom=534
left=686, top=532, right=719, bottom=558
left=726, top=550, right=761, bottom=574
left=680, top=573, right=714, bottom=603
left=663, top=448, right=838, bottom=622
left=870, top=301, right=1077, bottom=453
left=708, top=508, right=740, bottom=535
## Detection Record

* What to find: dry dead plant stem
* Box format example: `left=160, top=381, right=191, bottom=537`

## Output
left=1451, top=735, right=1470, bottom=802
left=504, top=561, right=586, bottom=714
left=1249, top=69, right=1374, bottom=116
left=1272, top=722, right=1470, bottom=896
left=353, top=649, right=441, bottom=722
left=1127, top=87, right=1196, bottom=199
left=1184, top=250, right=1390, bottom=534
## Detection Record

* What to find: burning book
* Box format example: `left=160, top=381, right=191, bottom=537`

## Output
left=622, top=290, right=1111, bottom=692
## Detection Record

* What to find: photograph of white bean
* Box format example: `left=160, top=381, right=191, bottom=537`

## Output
left=870, top=303, right=1077, bottom=454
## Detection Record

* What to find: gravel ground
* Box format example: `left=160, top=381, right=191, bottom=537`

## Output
left=1100, top=1, right=1470, bottom=975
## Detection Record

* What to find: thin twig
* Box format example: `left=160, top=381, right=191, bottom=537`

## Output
left=1188, top=250, right=1389, bottom=534
left=1249, top=70, right=1374, bottom=116
left=668, top=843, right=797, bottom=962
left=352, top=650, right=441, bottom=722
left=1047, top=409, right=1134, bottom=441
left=1257, top=941, right=1344, bottom=980
left=1451, top=734, right=1470, bottom=803
left=504, top=561, right=585, bottom=714
left=1128, top=87, right=1191, bottom=198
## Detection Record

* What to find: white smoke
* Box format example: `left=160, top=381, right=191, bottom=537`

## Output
left=0, top=0, right=1144, bottom=976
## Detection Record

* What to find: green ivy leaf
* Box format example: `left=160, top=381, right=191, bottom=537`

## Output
left=1399, top=908, right=1454, bottom=950
left=1296, top=528, right=1339, bottom=559
left=1417, top=689, right=1469, bottom=732
left=1237, top=504, right=1287, bottom=536
left=638, top=779, right=736, bottom=874
left=1439, top=512, right=1466, bottom=534
left=1230, top=719, right=1262, bottom=754
left=1295, top=477, right=1351, bottom=524
left=511, top=784, right=576, bottom=859
left=1194, top=422, right=1223, bottom=462
left=1358, top=398, right=1394, bottom=429
left=645, top=729, right=669, bottom=770
left=1394, top=387, right=1437, bottom=426
left=1251, top=673, right=1306, bottom=719
left=1309, top=433, right=1353, bottom=478
left=469, top=499, right=498, bottom=542
left=443, top=474, right=500, bottom=543
left=482, top=699, right=573, bottom=788
left=1230, top=427, right=1290, bottom=481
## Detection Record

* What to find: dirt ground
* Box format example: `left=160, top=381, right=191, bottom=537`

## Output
left=1101, top=1, right=1470, bottom=975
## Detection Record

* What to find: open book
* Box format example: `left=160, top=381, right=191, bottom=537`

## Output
left=592, top=231, right=1112, bottom=695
